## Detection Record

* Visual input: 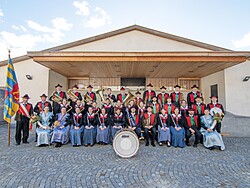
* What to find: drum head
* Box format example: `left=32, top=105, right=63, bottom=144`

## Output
left=113, top=130, right=139, bottom=158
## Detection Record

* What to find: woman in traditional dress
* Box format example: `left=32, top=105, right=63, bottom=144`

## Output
left=96, top=108, right=110, bottom=145
left=111, top=108, right=125, bottom=140
left=70, top=107, right=84, bottom=147
left=158, top=108, right=171, bottom=147
left=51, top=107, right=71, bottom=147
left=170, top=108, right=186, bottom=148
left=83, top=106, right=97, bottom=146
left=36, top=106, right=53, bottom=147
left=200, top=108, right=225, bottom=150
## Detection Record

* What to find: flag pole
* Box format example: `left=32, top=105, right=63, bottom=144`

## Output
left=7, top=49, right=11, bottom=146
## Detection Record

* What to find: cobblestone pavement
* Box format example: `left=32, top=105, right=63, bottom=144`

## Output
left=0, top=124, right=249, bottom=188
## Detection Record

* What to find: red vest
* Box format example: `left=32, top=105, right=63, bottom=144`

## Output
left=208, top=103, right=222, bottom=110
left=145, top=91, right=155, bottom=101
left=17, top=103, right=32, bottom=117
left=143, top=113, right=156, bottom=125
left=157, top=93, right=169, bottom=104
left=87, top=92, right=95, bottom=100
left=192, top=103, right=206, bottom=115
left=37, top=101, right=50, bottom=112
left=134, top=97, right=143, bottom=106
left=171, top=92, right=183, bottom=103
left=163, top=103, right=176, bottom=114
left=189, top=92, right=202, bottom=104
left=186, top=115, right=198, bottom=127
left=130, top=113, right=140, bottom=125
left=117, top=93, right=127, bottom=102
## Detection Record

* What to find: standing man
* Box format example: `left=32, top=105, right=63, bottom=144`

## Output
left=187, top=85, right=202, bottom=108
left=15, top=94, right=33, bottom=145
left=117, top=87, right=127, bottom=103
left=106, top=88, right=116, bottom=103
left=134, top=91, right=143, bottom=107
left=207, top=96, right=225, bottom=133
left=49, top=84, right=66, bottom=115
left=170, top=85, right=183, bottom=107
left=157, top=86, right=169, bottom=108
left=143, top=83, right=156, bottom=106
left=85, top=85, right=96, bottom=101
left=34, top=94, right=52, bottom=114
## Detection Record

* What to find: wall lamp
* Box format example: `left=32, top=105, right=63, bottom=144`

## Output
left=243, top=76, right=250, bottom=82
left=26, top=75, right=32, bottom=80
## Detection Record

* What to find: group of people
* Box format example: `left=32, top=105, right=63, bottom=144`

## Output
left=14, top=83, right=225, bottom=151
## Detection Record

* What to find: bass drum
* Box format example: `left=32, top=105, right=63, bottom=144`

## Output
left=113, top=129, right=139, bottom=158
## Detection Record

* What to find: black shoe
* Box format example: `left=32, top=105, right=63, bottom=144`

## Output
left=151, top=143, right=156, bottom=147
left=23, top=141, right=29, bottom=144
left=209, top=147, right=214, bottom=150
left=34, top=140, right=37, bottom=142
left=15, top=143, right=20, bottom=146
left=186, top=142, right=191, bottom=146
left=193, top=144, right=197, bottom=147
left=145, top=142, right=149, bottom=146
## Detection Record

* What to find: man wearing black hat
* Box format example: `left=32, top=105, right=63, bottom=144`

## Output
left=143, top=83, right=156, bottom=106
left=117, top=87, right=127, bottom=102
left=207, top=96, right=225, bottom=133
left=49, top=84, right=67, bottom=115
left=170, top=85, right=183, bottom=107
left=134, top=91, right=143, bottom=106
left=142, top=106, right=157, bottom=147
left=106, top=88, right=116, bottom=103
left=187, top=85, right=202, bottom=108
left=34, top=94, right=52, bottom=114
left=15, top=94, right=34, bottom=145
left=192, top=96, right=206, bottom=129
left=157, top=86, right=169, bottom=108
left=185, top=108, right=202, bottom=147
left=85, top=85, right=96, bottom=103
left=71, top=85, right=82, bottom=101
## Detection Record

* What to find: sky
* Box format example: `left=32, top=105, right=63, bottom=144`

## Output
left=0, top=0, right=250, bottom=61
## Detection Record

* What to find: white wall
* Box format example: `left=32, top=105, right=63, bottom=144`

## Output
left=48, top=70, right=68, bottom=96
left=0, top=59, right=49, bottom=105
left=225, top=61, right=250, bottom=116
left=63, top=30, right=211, bottom=52
left=201, top=70, right=226, bottom=108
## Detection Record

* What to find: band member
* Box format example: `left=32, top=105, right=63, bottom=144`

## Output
left=170, top=85, right=183, bottom=107
left=142, top=106, right=157, bottom=147
left=85, top=85, right=96, bottom=106
left=169, top=108, right=186, bottom=148
left=127, top=100, right=138, bottom=114
left=111, top=108, right=126, bottom=140
left=138, top=101, right=146, bottom=118
left=36, top=106, right=53, bottom=147
left=134, top=91, right=143, bottom=106
left=83, top=106, right=97, bottom=147
left=143, top=83, right=156, bottom=106
left=163, top=97, right=176, bottom=115
left=180, top=100, right=189, bottom=117
left=73, top=99, right=85, bottom=114
left=60, top=98, right=72, bottom=114
left=92, top=101, right=100, bottom=114
left=49, top=84, right=67, bottom=115
left=185, top=108, right=202, bottom=147
left=51, top=106, right=71, bottom=147
left=150, top=96, right=161, bottom=115
left=157, top=86, right=169, bottom=108
left=192, top=96, right=206, bottom=129
left=114, top=100, right=126, bottom=115
left=117, top=87, right=127, bottom=102
left=200, top=108, right=225, bottom=150
left=207, top=96, right=225, bottom=133
left=96, top=108, right=110, bottom=145
left=15, top=94, right=34, bottom=145
left=71, top=84, right=82, bottom=101
left=127, top=106, right=142, bottom=138
left=187, top=85, right=202, bottom=107
left=103, top=98, right=114, bottom=118
left=70, top=107, right=84, bottom=147
left=106, top=88, right=116, bottom=103
left=158, top=108, right=171, bottom=147
left=34, top=94, right=52, bottom=114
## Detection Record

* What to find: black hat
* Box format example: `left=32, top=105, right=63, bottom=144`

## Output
left=55, top=84, right=62, bottom=88
left=174, top=85, right=181, bottom=88
left=72, top=85, right=79, bottom=89
left=22, top=94, right=30, bottom=99
left=160, top=86, right=166, bottom=89
left=191, top=84, right=199, bottom=89
left=40, top=94, right=47, bottom=98
left=210, top=95, right=218, bottom=99
left=135, top=91, right=141, bottom=94
left=147, top=83, right=153, bottom=87
left=87, top=85, right=93, bottom=89
left=120, top=87, right=126, bottom=91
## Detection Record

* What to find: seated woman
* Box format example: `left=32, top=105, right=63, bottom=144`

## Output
left=83, top=106, right=97, bottom=147
left=70, top=107, right=84, bottom=147
left=111, top=108, right=125, bottom=140
left=158, top=108, right=171, bottom=147
left=51, top=107, right=71, bottom=147
left=36, top=106, right=53, bottom=147
left=170, top=108, right=186, bottom=148
left=200, top=108, right=225, bottom=150
left=96, top=108, right=110, bottom=145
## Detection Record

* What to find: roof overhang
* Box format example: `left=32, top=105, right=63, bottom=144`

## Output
left=27, top=51, right=250, bottom=78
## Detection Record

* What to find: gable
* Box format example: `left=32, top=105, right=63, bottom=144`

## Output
left=62, top=30, right=212, bottom=52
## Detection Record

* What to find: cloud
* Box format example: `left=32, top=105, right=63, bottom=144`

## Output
left=0, top=9, right=4, bottom=23
left=232, top=32, right=250, bottom=48
left=84, top=7, right=111, bottom=29
left=0, top=17, right=72, bottom=60
left=73, top=1, right=90, bottom=16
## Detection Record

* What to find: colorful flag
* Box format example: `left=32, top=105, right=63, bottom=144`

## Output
left=3, top=55, right=20, bottom=123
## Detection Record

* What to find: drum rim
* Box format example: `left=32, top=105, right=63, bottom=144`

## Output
left=113, top=130, right=139, bottom=158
